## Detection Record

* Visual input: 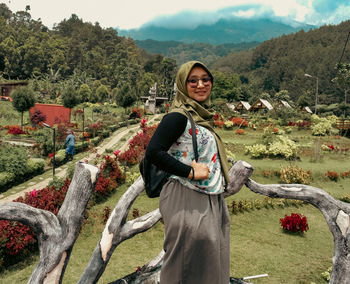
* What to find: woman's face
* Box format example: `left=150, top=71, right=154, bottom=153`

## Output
left=186, top=66, right=212, bottom=102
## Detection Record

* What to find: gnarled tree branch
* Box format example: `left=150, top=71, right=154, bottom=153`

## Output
left=0, top=162, right=99, bottom=284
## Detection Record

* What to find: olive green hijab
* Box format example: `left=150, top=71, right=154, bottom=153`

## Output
left=170, top=60, right=230, bottom=184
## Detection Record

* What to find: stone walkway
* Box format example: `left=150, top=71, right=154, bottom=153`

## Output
left=0, top=115, right=160, bottom=203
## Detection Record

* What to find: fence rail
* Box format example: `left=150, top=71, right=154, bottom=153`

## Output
left=335, top=119, right=350, bottom=130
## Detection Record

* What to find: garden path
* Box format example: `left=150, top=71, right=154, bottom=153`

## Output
left=0, top=114, right=161, bottom=204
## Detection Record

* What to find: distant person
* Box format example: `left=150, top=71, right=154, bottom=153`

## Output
left=64, top=130, right=75, bottom=161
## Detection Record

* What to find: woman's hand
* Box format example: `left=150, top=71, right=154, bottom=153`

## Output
left=188, top=160, right=210, bottom=180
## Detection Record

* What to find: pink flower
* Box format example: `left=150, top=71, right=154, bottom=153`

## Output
left=29, top=189, right=37, bottom=198
left=114, top=150, right=121, bottom=156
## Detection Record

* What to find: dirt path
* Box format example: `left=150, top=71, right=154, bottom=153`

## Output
left=0, top=115, right=160, bottom=203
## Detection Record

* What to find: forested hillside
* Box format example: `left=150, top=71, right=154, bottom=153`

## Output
left=0, top=3, right=349, bottom=113
left=135, top=39, right=259, bottom=66
left=0, top=4, right=177, bottom=99
left=211, top=20, right=350, bottom=106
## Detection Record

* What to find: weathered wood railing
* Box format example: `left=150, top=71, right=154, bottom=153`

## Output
left=0, top=160, right=349, bottom=284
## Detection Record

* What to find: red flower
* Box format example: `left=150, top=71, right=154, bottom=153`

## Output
left=189, top=128, right=199, bottom=135
left=211, top=153, right=217, bottom=163
left=114, top=150, right=121, bottom=156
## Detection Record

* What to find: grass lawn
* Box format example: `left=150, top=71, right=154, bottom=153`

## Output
left=0, top=124, right=349, bottom=283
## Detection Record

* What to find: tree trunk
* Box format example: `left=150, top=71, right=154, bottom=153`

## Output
left=0, top=162, right=99, bottom=284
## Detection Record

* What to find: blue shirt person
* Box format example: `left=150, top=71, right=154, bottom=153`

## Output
left=64, top=130, right=75, bottom=160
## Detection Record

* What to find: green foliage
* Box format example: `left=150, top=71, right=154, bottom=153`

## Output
left=62, top=85, right=79, bottom=109
left=115, top=82, right=137, bottom=108
left=11, top=87, right=35, bottom=113
left=95, top=85, right=109, bottom=103
left=0, top=144, right=28, bottom=176
left=311, top=116, right=333, bottom=136
left=26, top=158, right=45, bottom=175
left=78, top=83, right=92, bottom=102
left=0, top=171, right=15, bottom=190
left=11, top=86, right=35, bottom=127
left=245, top=135, right=298, bottom=159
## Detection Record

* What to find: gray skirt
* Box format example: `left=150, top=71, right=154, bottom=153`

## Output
left=159, top=179, right=230, bottom=284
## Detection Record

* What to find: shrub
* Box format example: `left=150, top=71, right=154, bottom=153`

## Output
left=340, top=171, right=350, bottom=178
left=340, top=195, right=350, bottom=203
left=245, top=144, right=267, bottom=158
left=6, top=126, right=26, bottom=135
left=0, top=144, right=28, bottom=177
left=49, top=149, right=66, bottom=166
left=118, top=122, right=157, bottom=166
left=224, top=120, right=234, bottom=130
left=267, top=136, right=298, bottom=159
left=0, top=179, right=71, bottom=268
left=279, top=165, right=311, bottom=184
left=325, top=170, right=339, bottom=181
left=0, top=172, right=15, bottom=190
left=280, top=213, right=309, bottom=233
left=30, top=109, right=46, bottom=126
left=231, top=117, right=248, bottom=127
left=26, top=158, right=45, bottom=176
left=245, top=136, right=298, bottom=159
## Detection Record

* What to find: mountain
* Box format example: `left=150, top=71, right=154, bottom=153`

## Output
left=118, top=18, right=314, bottom=45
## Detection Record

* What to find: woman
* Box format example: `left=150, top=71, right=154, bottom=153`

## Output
left=146, top=61, right=231, bottom=284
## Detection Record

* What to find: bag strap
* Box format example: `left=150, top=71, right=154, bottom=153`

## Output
left=183, top=110, right=199, bottom=162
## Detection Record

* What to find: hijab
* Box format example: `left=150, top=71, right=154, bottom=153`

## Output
left=170, top=60, right=230, bottom=184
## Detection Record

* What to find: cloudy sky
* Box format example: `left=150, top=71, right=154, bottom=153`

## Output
left=3, top=0, right=350, bottom=29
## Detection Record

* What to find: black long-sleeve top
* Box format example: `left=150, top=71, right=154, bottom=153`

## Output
left=145, top=112, right=192, bottom=178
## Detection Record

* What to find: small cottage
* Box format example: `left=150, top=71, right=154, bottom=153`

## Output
left=250, top=99, right=273, bottom=112
left=235, top=101, right=251, bottom=111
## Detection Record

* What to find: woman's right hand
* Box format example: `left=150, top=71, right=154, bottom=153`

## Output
left=189, top=160, right=210, bottom=180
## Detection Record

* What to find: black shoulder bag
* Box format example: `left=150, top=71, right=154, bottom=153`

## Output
left=139, top=110, right=199, bottom=198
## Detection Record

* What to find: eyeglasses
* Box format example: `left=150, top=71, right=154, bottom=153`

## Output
left=187, top=77, right=212, bottom=88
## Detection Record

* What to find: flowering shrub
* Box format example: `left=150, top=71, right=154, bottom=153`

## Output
left=87, top=122, right=103, bottom=138
left=94, top=155, right=126, bottom=200
left=235, top=129, right=245, bottom=135
left=230, top=117, right=248, bottom=127
left=279, top=165, right=311, bottom=184
left=280, top=213, right=309, bottom=233
left=213, top=113, right=225, bottom=128
left=129, top=107, right=144, bottom=119
left=118, top=120, right=157, bottom=165
left=0, top=179, right=70, bottom=267
left=341, top=171, right=350, bottom=178
left=6, top=126, right=26, bottom=135
left=325, top=170, right=339, bottom=181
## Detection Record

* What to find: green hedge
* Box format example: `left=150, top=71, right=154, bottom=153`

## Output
left=0, top=171, right=15, bottom=191
left=26, top=158, right=45, bottom=176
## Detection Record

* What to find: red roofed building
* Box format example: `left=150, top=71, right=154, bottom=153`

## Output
left=30, top=103, right=71, bottom=126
